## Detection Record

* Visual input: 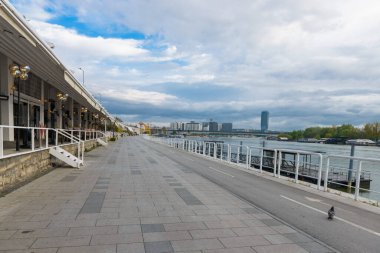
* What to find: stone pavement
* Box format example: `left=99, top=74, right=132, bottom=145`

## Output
left=0, top=137, right=332, bottom=253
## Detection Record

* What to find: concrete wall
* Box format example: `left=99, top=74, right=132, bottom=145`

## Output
left=0, top=138, right=105, bottom=193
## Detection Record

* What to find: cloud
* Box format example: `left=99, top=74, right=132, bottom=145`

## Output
left=10, top=0, right=380, bottom=130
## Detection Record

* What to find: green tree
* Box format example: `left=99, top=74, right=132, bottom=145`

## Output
left=289, top=130, right=304, bottom=141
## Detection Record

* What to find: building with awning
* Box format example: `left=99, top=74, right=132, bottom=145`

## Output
left=0, top=0, right=114, bottom=142
left=0, top=0, right=119, bottom=165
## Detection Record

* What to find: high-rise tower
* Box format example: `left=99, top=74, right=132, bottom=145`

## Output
left=261, top=111, right=269, bottom=132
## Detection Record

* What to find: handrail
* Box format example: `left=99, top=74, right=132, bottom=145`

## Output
left=1, top=125, right=106, bottom=161
left=56, top=129, right=84, bottom=162
left=147, top=136, right=380, bottom=202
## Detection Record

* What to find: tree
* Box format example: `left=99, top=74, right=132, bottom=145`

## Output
left=289, top=130, right=304, bottom=141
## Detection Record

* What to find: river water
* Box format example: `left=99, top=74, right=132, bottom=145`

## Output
left=187, top=136, right=380, bottom=201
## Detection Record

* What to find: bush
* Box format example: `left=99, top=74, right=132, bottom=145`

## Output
left=109, top=137, right=117, bottom=141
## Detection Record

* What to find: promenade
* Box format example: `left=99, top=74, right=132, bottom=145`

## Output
left=0, top=137, right=336, bottom=253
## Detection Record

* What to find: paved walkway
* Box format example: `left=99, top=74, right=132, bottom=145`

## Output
left=0, top=137, right=332, bottom=253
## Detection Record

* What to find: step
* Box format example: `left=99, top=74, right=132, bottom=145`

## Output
left=49, top=146, right=82, bottom=168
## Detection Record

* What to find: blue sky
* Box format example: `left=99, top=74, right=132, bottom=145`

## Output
left=10, top=0, right=380, bottom=130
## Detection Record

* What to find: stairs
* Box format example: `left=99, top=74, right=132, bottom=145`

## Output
left=49, top=146, right=83, bottom=168
left=97, top=138, right=108, bottom=147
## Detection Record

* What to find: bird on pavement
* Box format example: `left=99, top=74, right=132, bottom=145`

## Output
left=328, top=206, right=335, bottom=220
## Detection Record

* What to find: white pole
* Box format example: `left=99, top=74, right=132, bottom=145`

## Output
left=324, top=157, right=330, bottom=191
left=0, top=127, right=3, bottom=158
left=354, top=161, right=362, bottom=201
left=295, top=153, right=300, bottom=183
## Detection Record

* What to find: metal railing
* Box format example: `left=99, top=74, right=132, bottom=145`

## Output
left=1, top=125, right=107, bottom=161
left=324, top=155, right=380, bottom=200
left=146, top=136, right=380, bottom=202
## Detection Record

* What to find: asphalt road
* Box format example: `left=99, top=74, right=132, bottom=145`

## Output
left=140, top=137, right=380, bottom=253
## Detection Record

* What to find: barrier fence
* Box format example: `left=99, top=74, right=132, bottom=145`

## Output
left=0, top=125, right=106, bottom=160
left=151, top=136, right=380, bottom=202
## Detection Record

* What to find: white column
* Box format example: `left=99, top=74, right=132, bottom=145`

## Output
left=40, top=80, right=44, bottom=126
left=0, top=53, right=14, bottom=141
left=67, top=97, right=74, bottom=129
left=57, top=99, right=62, bottom=129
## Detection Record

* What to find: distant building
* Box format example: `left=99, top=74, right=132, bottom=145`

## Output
left=221, top=123, right=233, bottom=132
left=261, top=111, right=269, bottom=132
left=209, top=121, right=219, bottom=132
left=202, top=122, right=209, bottom=131
left=185, top=121, right=201, bottom=131
left=170, top=122, right=179, bottom=130
left=170, top=122, right=185, bottom=131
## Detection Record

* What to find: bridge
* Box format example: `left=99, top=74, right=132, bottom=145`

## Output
left=169, top=130, right=284, bottom=138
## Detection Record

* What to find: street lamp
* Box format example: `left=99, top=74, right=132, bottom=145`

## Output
left=57, top=93, right=69, bottom=101
left=9, top=64, right=30, bottom=151
left=78, top=67, right=84, bottom=87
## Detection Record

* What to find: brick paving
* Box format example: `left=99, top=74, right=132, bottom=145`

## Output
left=0, top=137, right=334, bottom=253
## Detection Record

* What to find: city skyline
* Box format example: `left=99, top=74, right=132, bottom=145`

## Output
left=11, top=0, right=380, bottom=130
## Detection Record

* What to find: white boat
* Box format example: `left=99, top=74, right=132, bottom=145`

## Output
left=346, top=139, right=376, bottom=146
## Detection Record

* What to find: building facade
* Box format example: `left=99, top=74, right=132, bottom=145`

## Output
left=261, top=111, right=269, bottom=132
left=221, top=123, right=233, bottom=132
left=185, top=121, right=201, bottom=131
left=208, top=121, right=219, bottom=132
left=0, top=1, right=112, bottom=144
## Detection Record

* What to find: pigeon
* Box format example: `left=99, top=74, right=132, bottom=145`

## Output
left=328, top=206, right=335, bottom=220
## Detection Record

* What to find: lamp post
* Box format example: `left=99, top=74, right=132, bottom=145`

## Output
left=9, top=64, right=30, bottom=151
left=78, top=67, right=84, bottom=87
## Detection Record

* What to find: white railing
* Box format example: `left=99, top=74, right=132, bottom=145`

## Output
left=147, top=136, right=380, bottom=202
left=324, top=155, right=380, bottom=200
left=64, top=129, right=107, bottom=142
left=57, top=129, right=84, bottom=162
left=0, top=125, right=107, bottom=161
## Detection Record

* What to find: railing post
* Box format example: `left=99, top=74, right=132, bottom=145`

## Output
left=273, top=150, right=277, bottom=176
left=277, top=151, right=282, bottom=178
left=77, top=141, right=80, bottom=160
left=260, top=148, right=264, bottom=173
left=246, top=147, right=250, bottom=169
left=203, top=142, right=206, bottom=156
left=324, top=157, right=330, bottom=191
left=213, top=143, right=217, bottom=158
left=228, top=144, right=231, bottom=162
left=354, top=161, right=362, bottom=200
left=317, top=154, right=323, bottom=190
left=295, top=153, right=300, bottom=183
left=81, top=141, right=84, bottom=161
left=220, top=144, right=224, bottom=161
left=0, top=127, right=3, bottom=158
left=71, top=130, right=74, bottom=143
left=45, top=129, right=48, bottom=148
left=31, top=128, right=35, bottom=151
left=55, top=130, right=58, bottom=146
left=237, top=146, right=240, bottom=164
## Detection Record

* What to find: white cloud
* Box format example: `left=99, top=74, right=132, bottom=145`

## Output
left=102, top=89, right=177, bottom=106
left=30, top=21, right=148, bottom=61
left=9, top=0, right=380, bottom=129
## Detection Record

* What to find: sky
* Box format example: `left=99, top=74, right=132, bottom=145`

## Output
left=9, top=0, right=380, bottom=130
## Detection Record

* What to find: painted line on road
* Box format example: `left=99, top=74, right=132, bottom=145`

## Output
left=281, top=195, right=380, bottom=237
left=208, top=167, right=235, bottom=177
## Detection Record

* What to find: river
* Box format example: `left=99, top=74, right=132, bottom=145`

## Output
left=187, top=136, right=380, bottom=202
